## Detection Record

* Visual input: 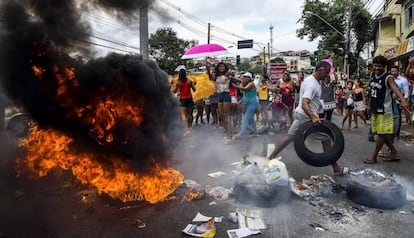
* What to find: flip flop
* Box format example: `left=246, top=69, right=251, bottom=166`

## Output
left=377, top=151, right=386, bottom=157
left=383, top=154, right=401, bottom=162
left=232, top=135, right=242, bottom=140
left=363, top=159, right=377, bottom=164
left=223, top=137, right=232, bottom=145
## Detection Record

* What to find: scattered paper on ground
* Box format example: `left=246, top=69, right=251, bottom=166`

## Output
left=226, top=227, right=261, bottom=238
left=237, top=209, right=266, bottom=230
left=182, top=218, right=216, bottom=238
left=192, top=212, right=223, bottom=223
left=208, top=171, right=226, bottom=178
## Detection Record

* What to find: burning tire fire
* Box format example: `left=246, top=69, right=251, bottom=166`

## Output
left=0, top=1, right=185, bottom=204
left=346, top=169, right=406, bottom=210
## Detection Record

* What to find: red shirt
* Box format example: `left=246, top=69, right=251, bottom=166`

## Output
left=179, top=79, right=192, bottom=99
left=280, top=81, right=293, bottom=106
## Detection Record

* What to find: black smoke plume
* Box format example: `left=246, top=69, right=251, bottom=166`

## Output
left=0, top=0, right=182, bottom=169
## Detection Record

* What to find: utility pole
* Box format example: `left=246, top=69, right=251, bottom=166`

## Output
left=263, top=46, right=266, bottom=75
left=207, top=23, right=211, bottom=44
left=269, top=24, right=274, bottom=57
left=344, top=0, right=352, bottom=79
left=139, top=6, right=149, bottom=58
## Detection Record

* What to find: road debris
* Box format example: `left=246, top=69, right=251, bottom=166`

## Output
left=236, top=208, right=267, bottom=230
left=182, top=180, right=206, bottom=202
left=226, top=227, right=261, bottom=238
left=207, top=186, right=231, bottom=200
left=308, top=222, right=328, bottom=231
left=182, top=213, right=217, bottom=238
left=132, top=218, right=146, bottom=228
left=290, top=174, right=345, bottom=200
left=233, top=156, right=290, bottom=206
left=399, top=210, right=410, bottom=215
left=208, top=172, right=226, bottom=178
left=229, top=212, right=238, bottom=223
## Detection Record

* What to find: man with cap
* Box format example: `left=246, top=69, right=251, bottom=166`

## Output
left=232, top=72, right=259, bottom=139
left=267, top=61, right=347, bottom=175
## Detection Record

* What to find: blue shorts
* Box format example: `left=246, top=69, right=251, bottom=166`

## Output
left=218, top=92, right=231, bottom=103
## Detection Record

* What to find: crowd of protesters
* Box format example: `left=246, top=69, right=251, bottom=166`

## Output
left=172, top=58, right=414, bottom=152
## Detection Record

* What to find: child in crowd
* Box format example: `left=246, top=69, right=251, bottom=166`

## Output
left=266, top=94, right=289, bottom=131
left=339, top=81, right=355, bottom=131
left=335, top=86, right=344, bottom=116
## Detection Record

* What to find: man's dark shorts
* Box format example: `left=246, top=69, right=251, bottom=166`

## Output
left=180, top=98, right=195, bottom=108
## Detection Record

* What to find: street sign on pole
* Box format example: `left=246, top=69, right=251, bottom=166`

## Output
left=237, top=39, right=253, bottom=49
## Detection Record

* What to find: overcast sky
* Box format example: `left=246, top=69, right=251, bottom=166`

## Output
left=152, top=0, right=318, bottom=57
left=90, top=0, right=384, bottom=58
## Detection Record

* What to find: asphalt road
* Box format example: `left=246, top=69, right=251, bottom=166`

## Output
left=0, top=113, right=414, bottom=238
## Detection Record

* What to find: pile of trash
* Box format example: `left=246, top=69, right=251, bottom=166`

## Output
left=291, top=174, right=345, bottom=200
left=233, top=156, right=290, bottom=207
left=182, top=209, right=265, bottom=238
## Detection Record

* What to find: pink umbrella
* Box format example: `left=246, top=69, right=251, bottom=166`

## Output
left=181, top=43, right=229, bottom=59
left=323, top=58, right=335, bottom=75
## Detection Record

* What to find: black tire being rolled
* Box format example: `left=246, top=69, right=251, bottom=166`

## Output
left=346, top=175, right=406, bottom=209
left=293, top=120, right=344, bottom=167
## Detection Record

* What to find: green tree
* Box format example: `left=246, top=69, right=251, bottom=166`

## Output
left=237, top=60, right=251, bottom=72
left=249, top=65, right=263, bottom=75
left=297, top=0, right=373, bottom=76
left=149, top=27, right=197, bottom=74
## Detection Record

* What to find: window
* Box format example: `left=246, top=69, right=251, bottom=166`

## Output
left=405, top=2, right=414, bottom=27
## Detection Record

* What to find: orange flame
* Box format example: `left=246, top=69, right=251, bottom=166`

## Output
left=32, top=66, right=45, bottom=78
left=18, top=126, right=184, bottom=204
left=20, top=65, right=184, bottom=204
left=182, top=190, right=205, bottom=202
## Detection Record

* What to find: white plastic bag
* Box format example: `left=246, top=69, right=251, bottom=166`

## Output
left=263, top=159, right=289, bottom=184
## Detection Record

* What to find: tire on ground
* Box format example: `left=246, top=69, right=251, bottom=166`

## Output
left=233, top=164, right=290, bottom=207
left=293, top=120, right=344, bottom=167
left=346, top=176, right=406, bottom=209
left=7, top=114, right=30, bottom=137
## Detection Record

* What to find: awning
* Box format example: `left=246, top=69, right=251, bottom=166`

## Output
left=385, top=35, right=414, bottom=61
left=398, top=40, right=408, bottom=55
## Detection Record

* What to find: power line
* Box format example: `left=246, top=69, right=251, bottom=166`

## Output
left=150, top=7, right=208, bottom=39
left=76, top=39, right=137, bottom=54
left=84, top=13, right=138, bottom=36
left=159, top=0, right=268, bottom=46
left=158, top=0, right=207, bottom=27
left=91, top=35, right=140, bottom=51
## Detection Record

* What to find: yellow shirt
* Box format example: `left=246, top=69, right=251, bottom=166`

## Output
left=258, top=86, right=268, bottom=101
